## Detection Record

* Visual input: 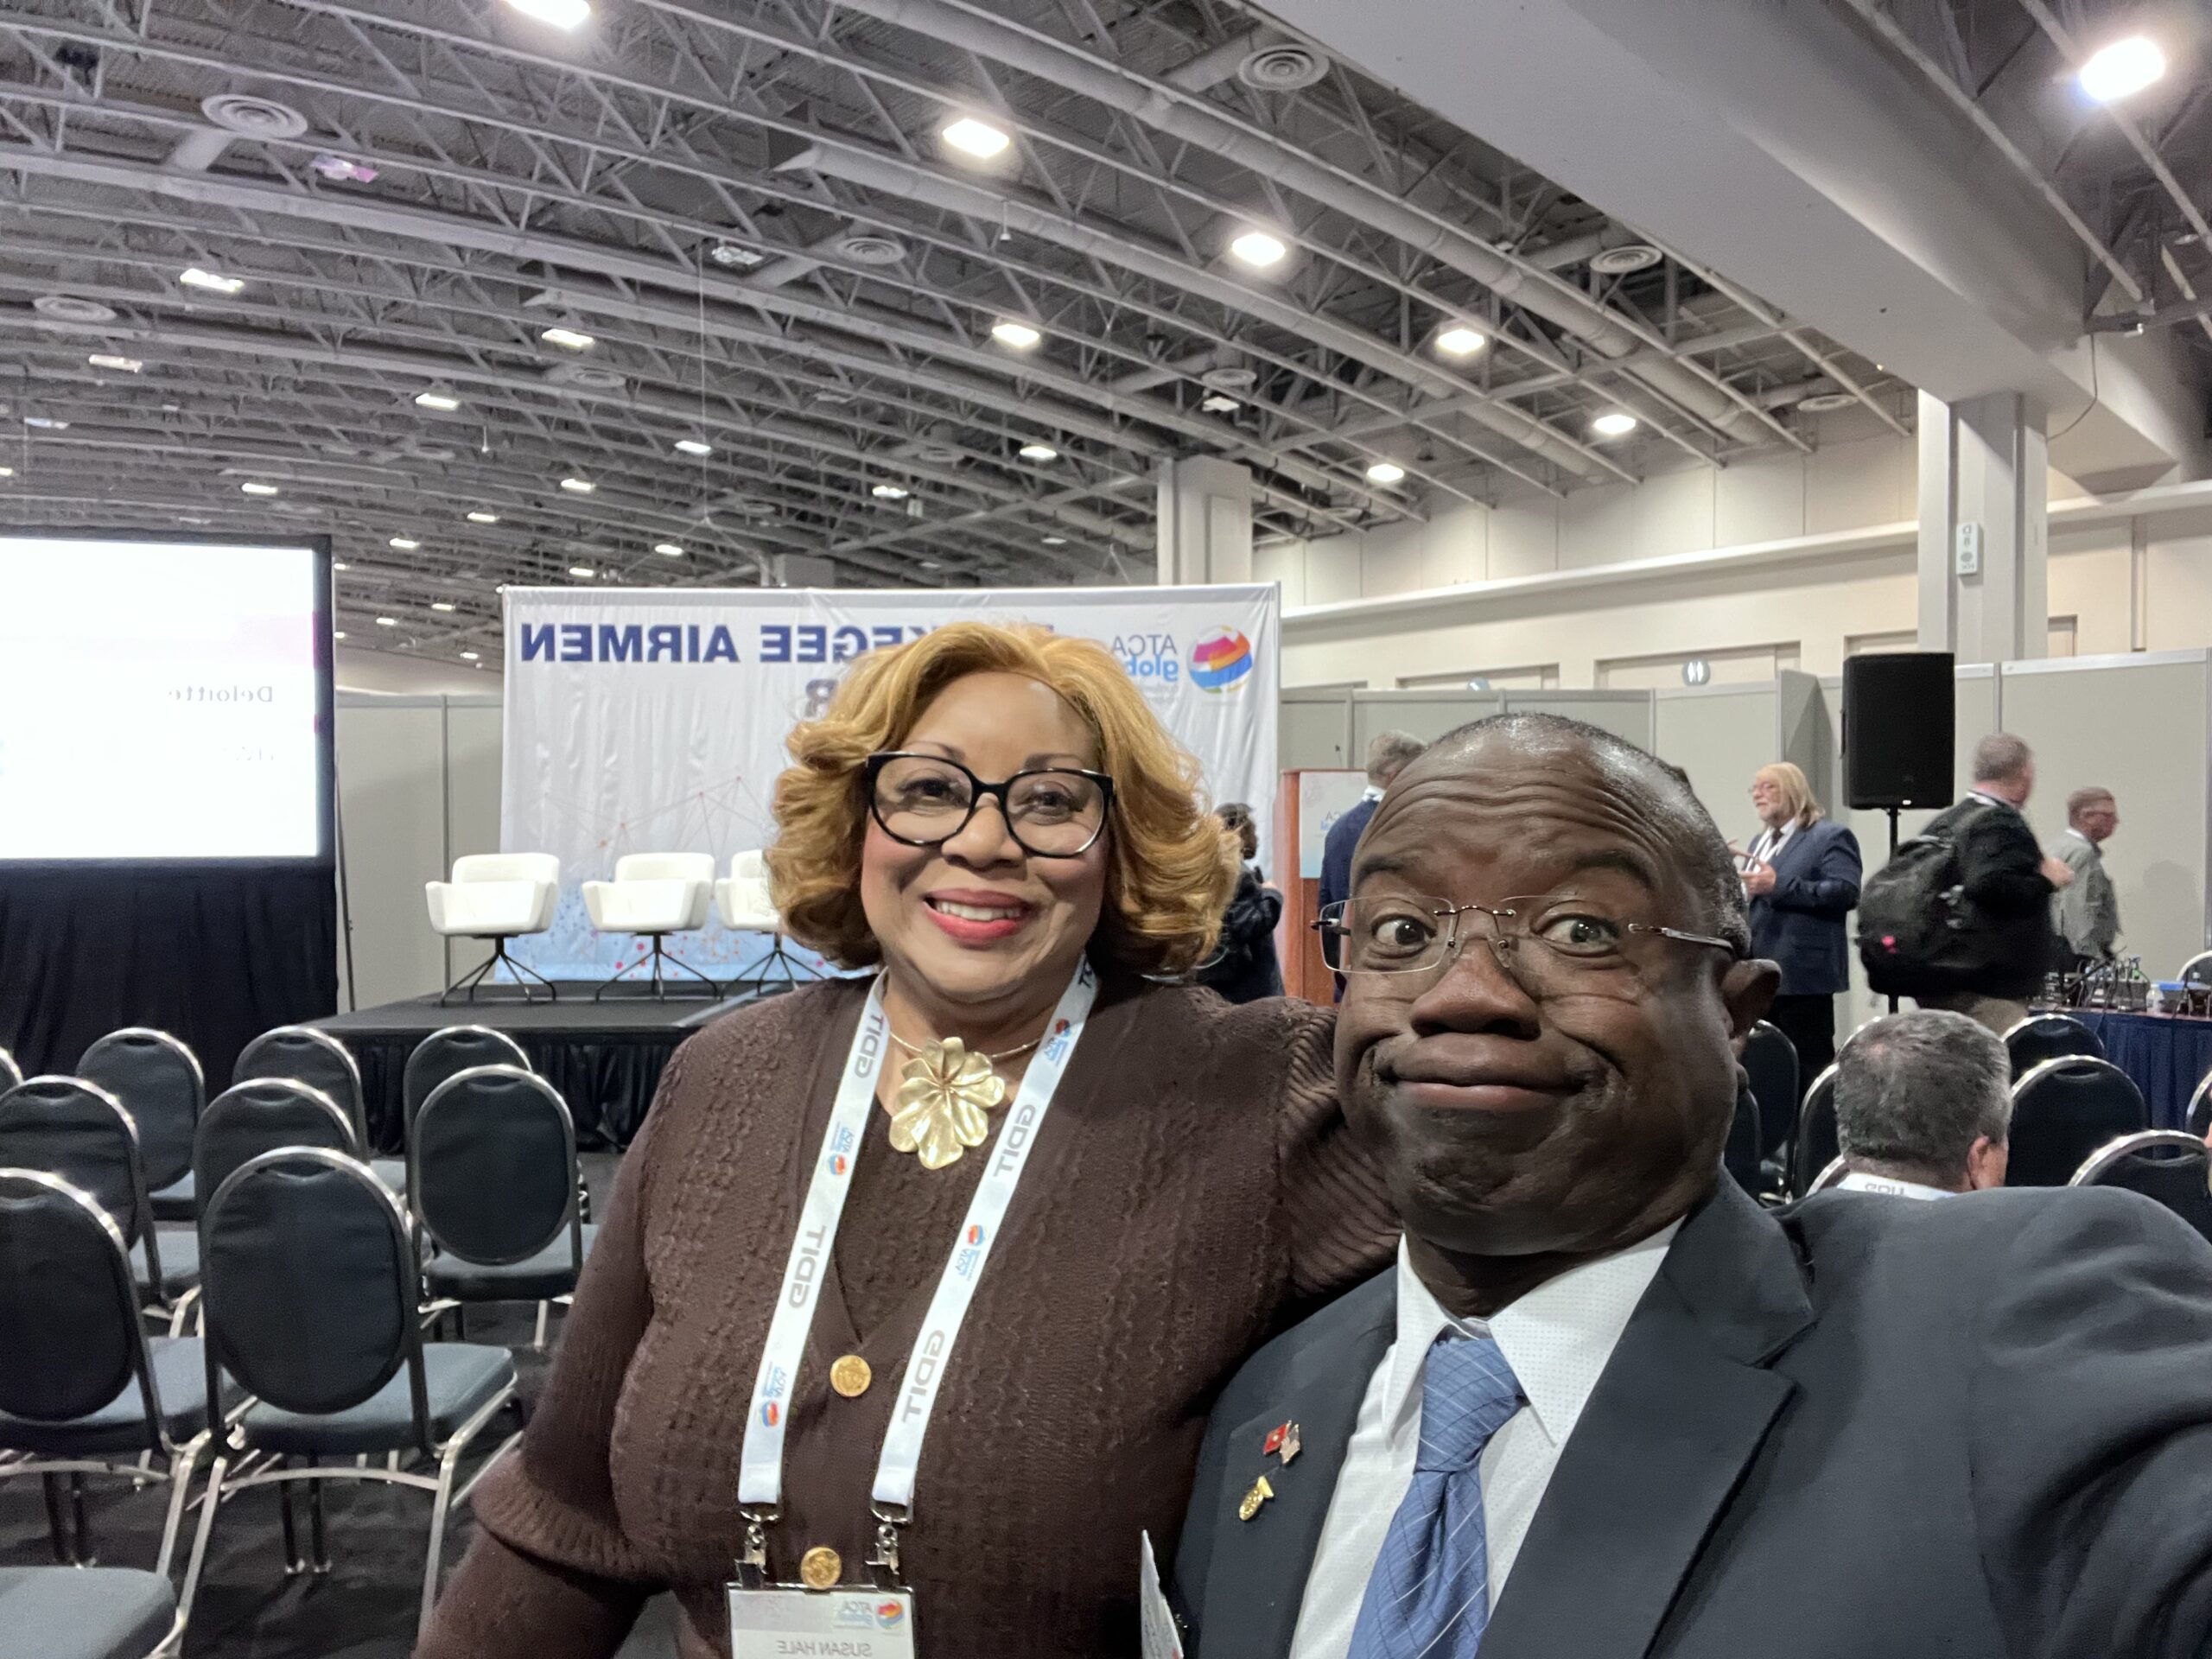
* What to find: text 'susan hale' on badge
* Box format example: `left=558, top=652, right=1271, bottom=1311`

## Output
left=729, top=1587, right=917, bottom=1659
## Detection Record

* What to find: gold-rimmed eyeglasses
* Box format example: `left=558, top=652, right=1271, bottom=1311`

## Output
left=1315, top=893, right=1738, bottom=990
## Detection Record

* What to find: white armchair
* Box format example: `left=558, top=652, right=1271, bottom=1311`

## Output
left=582, top=853, right=718, bottom=1000
left=425, top=853, right=561, bottom=1004
left=715, top=850, right=822, bottom=986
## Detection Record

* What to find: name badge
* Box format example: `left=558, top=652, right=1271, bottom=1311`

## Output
left=728, top=1587, right=916, bottom=1659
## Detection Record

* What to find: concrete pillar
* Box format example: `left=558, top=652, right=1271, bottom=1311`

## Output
left=1916, top=390, right=2048, bottom=665
left=1154, top=456, right=1253, bottom=586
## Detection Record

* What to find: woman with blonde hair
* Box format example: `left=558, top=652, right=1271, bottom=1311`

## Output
left=1742, top=760, right=1863, bottom=1090
left=423, top=620, right=1393, bottom=1659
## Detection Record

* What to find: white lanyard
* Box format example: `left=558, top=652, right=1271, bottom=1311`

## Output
left=738, top=958, right=1098, bottom=1521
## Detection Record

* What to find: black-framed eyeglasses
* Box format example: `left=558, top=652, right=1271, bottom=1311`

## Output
left=864, top=751, right=1115, bottom=859
left=1314, top=893, right=1739, bottom=993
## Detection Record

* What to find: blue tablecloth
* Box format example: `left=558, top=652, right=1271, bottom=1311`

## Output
left=2070, top=1011, right=2212, bottom=1131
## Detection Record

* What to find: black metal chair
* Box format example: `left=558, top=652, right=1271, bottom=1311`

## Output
left=412, top=1066, right=595, bottom=1351
left=0, top=1077, right=194, bottom=1326
left=1723, top=1084, right=1761, bottom=1198
left=2068, top=1130, right=2212, bottom=1243
left=79, top=1031, right=204, bottom=1224
left=2179, top=950, right=2212, bottom=988
left=197, top=1149, right=518, bottom=1640
left=2002, top=1012, right=2105, bottom=1079
left=192, top=1080, right=358, bottom=1209
left=233, top=1027, right=405, bottom=1192
left=1741, top=1020, right=1799, bottom=1153
left=2007, top=1057, right=2150, bottom=1188
left=0, top=1046, right=20, bottom=1092
left=0, top=1168, right=224, bottom=1625
left=2190, top=1071, right=2212, bottom=1140
left=1789, top=1064, right=1840, bottom=1198
left=1808, top=1155, right=1850, bottom=1193
left=0, top=1565, right=181, bottom=1658
left=402, top=1027, right=530, bottom=1151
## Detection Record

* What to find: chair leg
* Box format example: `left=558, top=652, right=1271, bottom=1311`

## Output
left=156, top=1448, right=199, bottom=1579
left=438, top=952, right=498, bottom=1008
left=308, top=1461, right=330, bottom=1575
left=417, top=1440, right=467, bottom=1642
left=175, top=1455, right=226, bottom=1631
left=41, top=1472, right=71, bottom=1563
left=533, top=1300, right=550, bottom=1351
left=70, top=1472, right=94, bottom=1566
left=278, top=1462, right=305, bottom=1575
left=495, top=938, right=560, bottom=1004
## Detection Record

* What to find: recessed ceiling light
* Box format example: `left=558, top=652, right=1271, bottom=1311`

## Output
left=389, top=536, right=419, bottom=550
left=990, top=319, right=1042, bottom=350
left=872, top=483, right=911, bottom=499
left=653, top=542, right=685, bottom=556
left=568, top=564, right=595, bottom=578
left=1041, top=535, right=1068, bottom=546
left=1230, top=230, right=1288, bottom=268
left=461, top=650, right=480, bottom=661
left=414, top=388, right=461, bottom=411
left=334, top=630, right=346, bottom=640
left=332, top=560, right=349, bottom=570
left=673, top=438, right=714, bottom=457
left=1200, top=393, right=1241, bottom=414
left=942, top=116, right=1011, bottom=159
left=708, top=240, right=765, bottom=268
left=1364, top=461, right=1407, bottom=484
left=466, top=511, right=500, bottom=524
left=240, top=480, right=280, bottom=496
left=429, top=601, right=456, bottom=614
left=503, top=0, right=590, bottom=27
left=1018, top=442, right=1059, bottom=461
left=1591, top=410, right=1638, bottom=438
left=375, top=615, right=397, bottom=627
left=179, top=267, right=244, bottom=295
left=1435, top=327, right=1486, bottom=357
left=559, top=476, right=594, bottom=493
left=0, top=467, right=12, bottom=478
left=22, top=416, right=68, bottom=429
left=87, top=353, right=143, bottom=372
left=2079, top=35, right=2164, bottom=102
left=539, top=325, right=596, bottom=351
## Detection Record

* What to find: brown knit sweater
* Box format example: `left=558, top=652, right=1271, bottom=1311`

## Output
left=419, top=972, right=1394, bottom=1659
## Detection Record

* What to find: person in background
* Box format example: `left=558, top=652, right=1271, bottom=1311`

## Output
left=1832, top=1009, right=2010, bottom=1197
left=1319, top=731, right=1427, bottom=1000
left=1738, top=762, right=1860, bottom=1091
left=1198, top=802, right=1286, bottom=1004
left=2052, top=786, right=2120, bottom=969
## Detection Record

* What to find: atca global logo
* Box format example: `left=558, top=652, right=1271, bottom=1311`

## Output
left=1189, top=627, right=1255, bottom=693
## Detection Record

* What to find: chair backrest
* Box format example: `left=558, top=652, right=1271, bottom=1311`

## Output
left=614, top=852, right=715, bottom=885
left=0, top=1169, right=162, bottom=1445
left=403, top=1027, right=531, bottom=1144
left=2007, top=1057, right=2150, bottom=1188
left=411, top=1066, right=579, bottom=1268
left=77, top=1029, right=203, bottom=1193
left=234, top=1027, right=365, bottom=1144
left=1723, top=1084, right=1761, bottom=1196
left=0, top=1047, right=18, bottom=1093
left=0, top=1078, right=152, bottom=1252
left=2069, top=1130, right=2212, bottom=1243
left=733, top=849, right=767, bottom=880
left=2180, top=950, right=2212, bottom=988
left=1740, top=1021, right=1799, bottom=1162
left=2002, top=1013, right=2104, bottom=1078
left=1790, top=1065, right=1840, bottom=1197
left=453, top=852, right=559, bottom=887
left=193, top=1080, right=359, bottom=1207
left=2190, top=1071, right=2212, bottom=1140
left=200, top=1149, right=423, bottom=1432
left=1809, top=1155, right=1850, bottom=1193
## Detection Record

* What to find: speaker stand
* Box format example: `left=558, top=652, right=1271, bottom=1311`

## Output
left=1884, top=806, right=1902, bottom=1014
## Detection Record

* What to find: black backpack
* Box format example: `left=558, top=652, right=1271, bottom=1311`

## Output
left=1857, top=804, right=1996, bottom=998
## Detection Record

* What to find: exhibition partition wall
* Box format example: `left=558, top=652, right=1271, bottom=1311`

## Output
left=501, top=583, right=1279, bottom=981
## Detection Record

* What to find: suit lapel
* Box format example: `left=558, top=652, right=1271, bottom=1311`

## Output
left=1482, top=1184, right=1814, bottom=1659
left=1201, top=1274, right=1394, bottom=1659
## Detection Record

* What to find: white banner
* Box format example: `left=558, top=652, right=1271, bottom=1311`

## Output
left=500, top=584, right=1279, bottom=979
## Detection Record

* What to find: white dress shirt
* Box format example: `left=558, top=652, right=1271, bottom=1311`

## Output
left=1287, top=1224, right=1681, bottom=1659
left=1748, top=816, right=1797, bottom=868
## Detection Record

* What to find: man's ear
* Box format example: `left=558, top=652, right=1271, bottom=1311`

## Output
left=1723, top=957, right=1782, bottom=1051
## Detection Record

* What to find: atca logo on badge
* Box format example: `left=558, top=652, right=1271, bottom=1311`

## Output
left=876, top=1602, right=907, bottom=1630
left=1189, top=627, right=1254, bottom=693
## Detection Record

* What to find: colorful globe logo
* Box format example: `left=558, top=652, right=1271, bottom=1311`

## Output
left=1190, top=627, right=1254, bottom=692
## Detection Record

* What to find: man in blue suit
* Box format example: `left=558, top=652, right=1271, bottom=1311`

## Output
left=1173, top=715, right=2212, bottom=1659
left=1740, top=762, right=1859, bottom=1090
left=1318, top=732, right=1426, bottom=1000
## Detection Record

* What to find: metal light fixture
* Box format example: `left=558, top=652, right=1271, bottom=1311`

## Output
left=1435, top=327, right=1486, bottom=357
left=942, top=117, right=1012, bottom=159
left=990, top=319, right=1042, bottom=350
left=1591, top=410, right=1638, bottom=438
left=1230, top=230, right=1288, bottom=268
left=1018, top=442, right=1059, bottom=461
left=2079, top=36, right=2164, bottom=102
left=1365, top=461, right=1407, bottom=484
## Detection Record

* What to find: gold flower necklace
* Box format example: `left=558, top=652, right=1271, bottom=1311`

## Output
left=881, top=1021, right=1044, bottom=1171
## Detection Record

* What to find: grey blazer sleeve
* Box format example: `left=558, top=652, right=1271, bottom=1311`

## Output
left=1968, top=1189, right=2212, bottom=1657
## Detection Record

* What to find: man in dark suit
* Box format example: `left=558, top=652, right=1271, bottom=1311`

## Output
left=1175, top=713, right=2212, bottom=1659
left=1318, top=731, right=1426, bottom=1001
left=1740, top=761, right=1859, bottom=1090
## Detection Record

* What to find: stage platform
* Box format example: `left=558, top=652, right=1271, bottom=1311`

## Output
left=314, top=983, right=784, bottom=1150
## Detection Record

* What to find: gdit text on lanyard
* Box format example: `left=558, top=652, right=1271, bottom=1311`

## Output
left=736, top=959, right=1097, bottom=1586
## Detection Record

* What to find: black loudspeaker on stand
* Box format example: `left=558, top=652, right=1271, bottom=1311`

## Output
left=1841, top=650, right=1956, bottom=1011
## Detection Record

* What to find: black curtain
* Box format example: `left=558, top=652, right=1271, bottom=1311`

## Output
left=0, top=866, right=337, bottom=1085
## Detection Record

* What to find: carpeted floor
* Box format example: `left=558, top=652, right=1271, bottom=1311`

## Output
left=0, top=1154, right=682, bottom=1657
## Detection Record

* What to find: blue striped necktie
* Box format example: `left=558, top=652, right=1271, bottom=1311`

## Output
left=1345, top=1333, right=1525, bottom=1659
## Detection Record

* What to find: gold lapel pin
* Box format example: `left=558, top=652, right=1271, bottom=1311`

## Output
left=1237, top=1475, right=1275, bottom=1522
